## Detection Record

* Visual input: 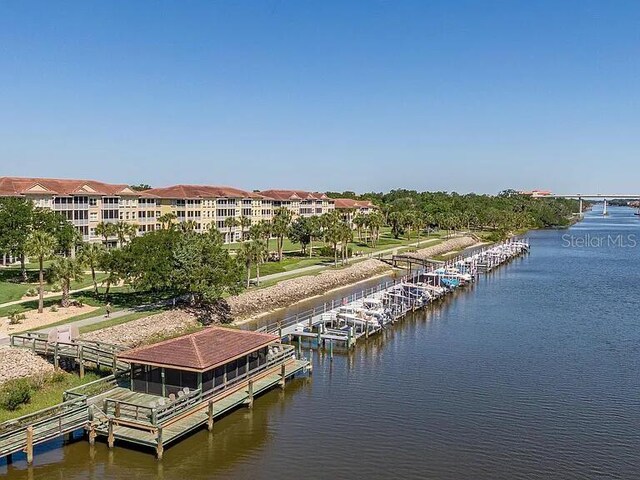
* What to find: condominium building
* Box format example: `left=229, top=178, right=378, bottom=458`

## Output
left=334, top=198, right=377, bottom=226
left=259, top=190, right=335, bottom=217
left=140, top=185, right=272, bottom=242
left=0, top=176, right=140, bottom=243
left=0, top=177, right=343, bottom=246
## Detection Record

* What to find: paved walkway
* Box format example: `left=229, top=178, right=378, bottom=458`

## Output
left=0, top=284, right=95, bottom=310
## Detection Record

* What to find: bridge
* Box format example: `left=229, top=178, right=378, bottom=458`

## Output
left=543, top=193, right=640, bottom=215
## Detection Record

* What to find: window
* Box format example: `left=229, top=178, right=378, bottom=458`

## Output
left=226, top=360, right=237, bottom=381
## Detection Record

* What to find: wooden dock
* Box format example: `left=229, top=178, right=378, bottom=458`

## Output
left=0, top=345, right=309, bottom=462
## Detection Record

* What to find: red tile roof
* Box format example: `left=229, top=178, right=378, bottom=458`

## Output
left=117, top=327, right=279, bottom=372
left=141, top=184, right=263, bottom=199
left=334, top=198, right=376, bottom=209
left=260, top=189, right=332, bottom=201
left=0, top=176, right=137, bottom=197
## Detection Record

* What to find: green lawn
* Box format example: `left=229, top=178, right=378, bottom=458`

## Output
left=0, top=285, right=170, bottom=318
left=0, top=371, right=105, bottom=423
left=0, top=265, right=107, bottom=305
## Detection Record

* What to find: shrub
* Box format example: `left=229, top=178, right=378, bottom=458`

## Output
left=25, top=288, right=38, bottom=297
left=0, top=378, right=33, bottom=411
left=50, top=304, right=58, bottom=313
left=7, top=311, right=26, bottom=325
left=49, top=283, right=61, bottom=292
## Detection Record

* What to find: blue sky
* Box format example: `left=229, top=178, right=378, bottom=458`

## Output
left=0, top=1, right=638, bottom=194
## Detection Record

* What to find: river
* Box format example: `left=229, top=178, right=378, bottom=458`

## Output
left=4, top=206, right=640, bottom=479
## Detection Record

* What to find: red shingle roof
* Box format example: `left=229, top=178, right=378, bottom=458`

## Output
left=141, top=184, right=263, bottom=199
left=334, top=198, right=375, bottom=209
left=0, top=176, right=137, bottom=197
left=117, top=327, right=279, bottom=371
left=260, top=189, right=331, bottom=201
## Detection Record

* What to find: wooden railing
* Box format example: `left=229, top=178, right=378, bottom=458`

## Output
left=103, top=345, right=299, bottom=427
left=10, top=334, right=129, bottom=372
left=0, top=398, right=89, bottom=459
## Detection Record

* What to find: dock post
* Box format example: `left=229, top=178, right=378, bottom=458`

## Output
left=277, top=322, right=282, bottom=340
left=329, top=341, right=333, bottom=360
left=89, top=424, right=96, bottom=445
left=247, top=380, right=254, bottom=408
left=156, top=428, right=164, bottom=460
left=308, top=353, right=313, bottom=374
left=25, top=425, right=34, bottom=465
left=279, top=363, right=286, bottom=389
left=79, top=346, right=84, bottom=379
left=112, top=355, right=117, bottom=374
left=317, top=329, right=322, bottom=349
left=107, top=419, right=115, bottom=448
left=207, top=400, right=214, bottom=432
left=6, top=454, right=11, bottom=465
left=53, top=343, right=59, bottom=369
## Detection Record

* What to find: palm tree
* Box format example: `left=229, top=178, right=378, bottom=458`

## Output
left=49, top=257, right=84, bottom=308
left=238, top=216, right=252, bottom=241
left=322, top=212, right=343, bottom=266
left=26, top=231, right=57, bottom=313
left=272, top=208, right=293, bottom=261
left=78, top=242, right=104, bottom=294
left=238, top=239, right=268, bottom=287
left=224, top=217, right=239, bottom=243
left=113, top=221, right=137, bottom=248
left=158, top=213, right=177, bottom=230
left=94, top=222, right=115, bottom=246
left=308, top=216, right=322, bottom=258
left=179, top=220, right=197, bottom=232
left=352, top=214, right=366, bottom=242
left=366, top=211, right=384, bottom=247
left=339, top=222, right=353, bottom=264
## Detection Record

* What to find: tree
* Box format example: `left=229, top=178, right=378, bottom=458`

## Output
left=95, top=222, right=116, bottom=246
left=32, top=208, right=79, bottom=257
left=158, top=213, right=177, bottom=230
left=224, top=217, right=239, bottom=243
left=113, top=221, right=137, bottom=248
left=78, top=242, right=104, bottom=294
left=352, top=214, right=367, bottom=242
left=25, top=231, right=57, bottom=313
left=339, top=222, right=353, bottom=264
left=288, top=217, right=313, bottom=255
left=49, top=257, right=84, bottom=307
left=171, top=230, right=243, bottom=304
left=238, top=239, right=267, bottom=287
left=0, top=198, right=34, bottom=279
left=308, top=216, right=322, bottom=258
left=130, top=184, right=152, bottom=191
left=238, top=216, right=252, bottom=241
left=365, top=211, right=384, bottom=247
left=98, top=248, right=127, bottom=298
left=272, top=208, right=293, bottom=261
left=322, top=212, right=343, bottom=266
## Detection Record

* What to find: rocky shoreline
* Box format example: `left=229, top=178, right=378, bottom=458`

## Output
left=403, top=236, right=477, bottom=260
left=81, top=309, right=200, bottom=348
left=227, top=258, right=392, bottom=320
left=0, top=346, right=54, bottom=385
left=78, top=237, right=481, bottom=346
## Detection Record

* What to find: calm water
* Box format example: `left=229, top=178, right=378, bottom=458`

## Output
left=4, top=207, right=640, bottom=479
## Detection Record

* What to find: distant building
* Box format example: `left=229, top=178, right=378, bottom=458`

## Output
left=259, top=190, right=335, bottom=218
left=333, top=198, right=377, bottom=226
left=140, top=185, right=272, bottom=242
left=0, top=176, right=140, bottom=243
left=519, top=190, right=553, bottom=197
